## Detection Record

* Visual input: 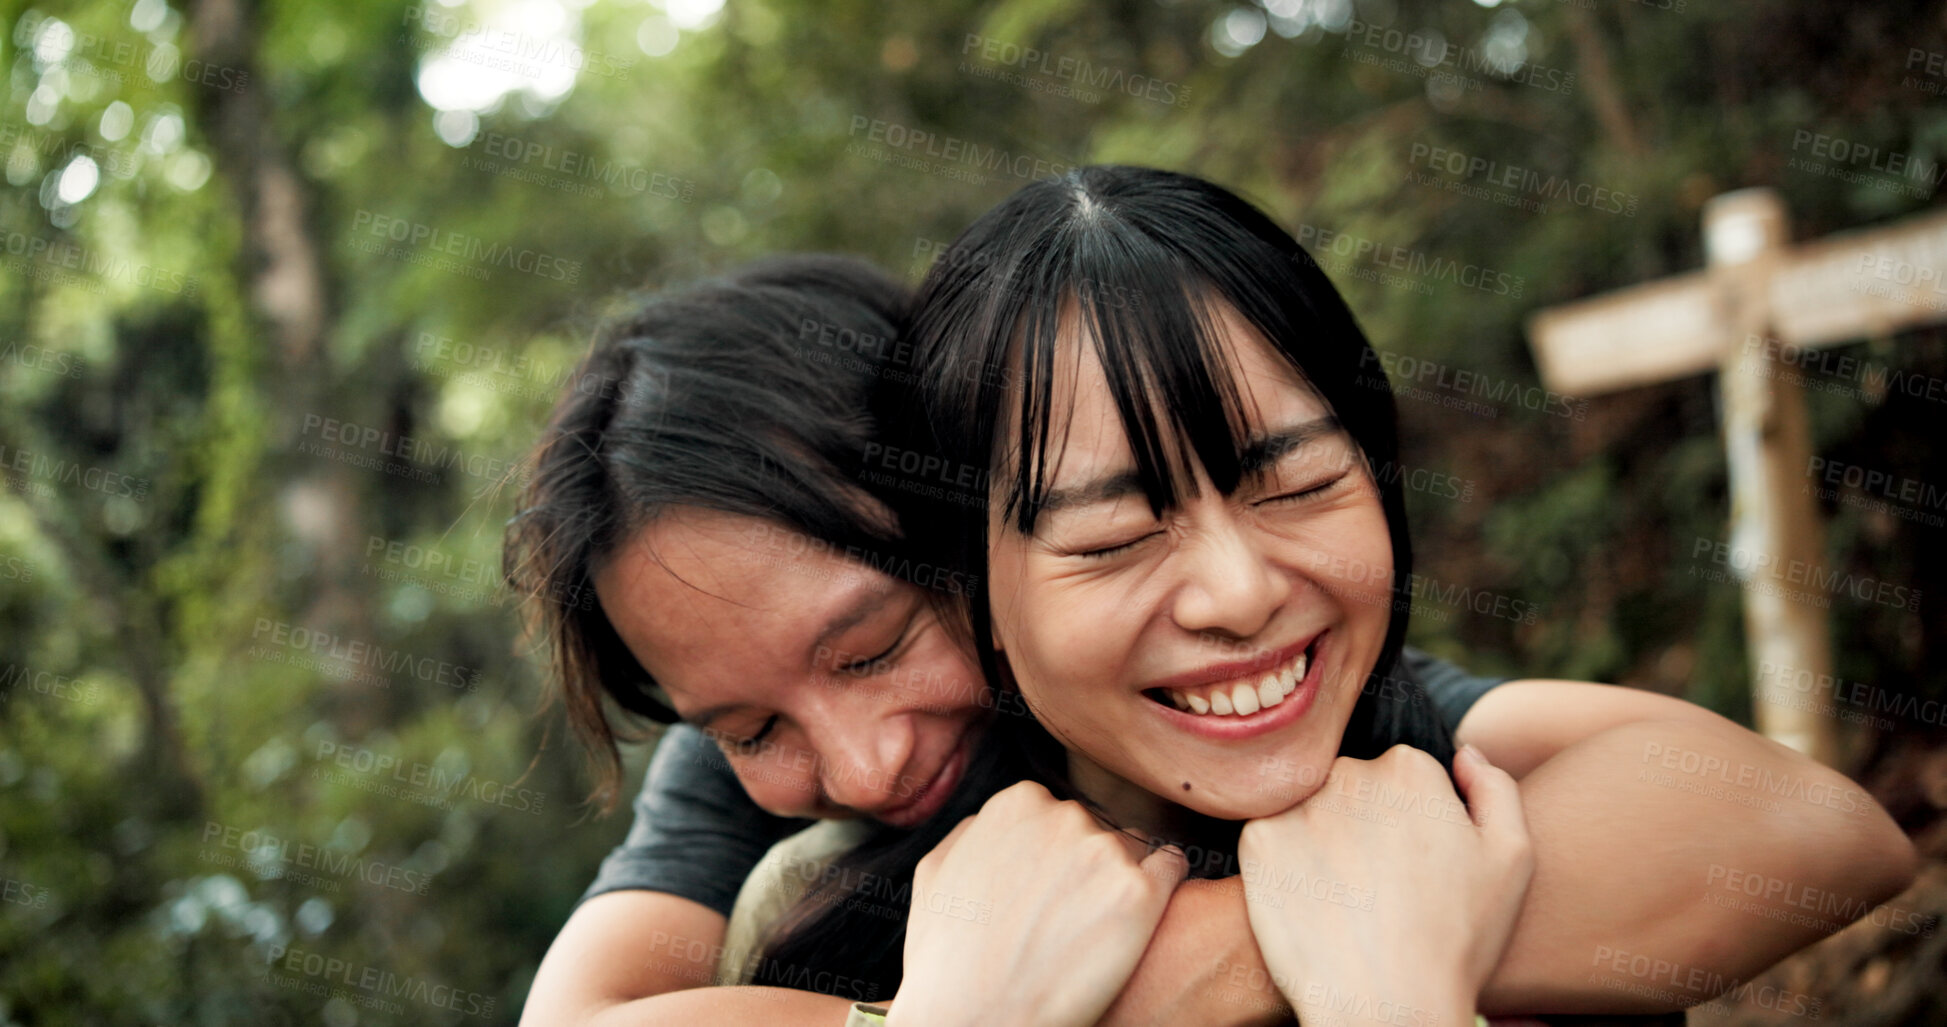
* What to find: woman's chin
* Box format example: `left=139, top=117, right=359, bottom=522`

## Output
left=1165, top=772, right=1331, bottom=821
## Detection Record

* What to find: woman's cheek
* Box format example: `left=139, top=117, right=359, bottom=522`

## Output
left=1037, top=573, right=1128, bottom=663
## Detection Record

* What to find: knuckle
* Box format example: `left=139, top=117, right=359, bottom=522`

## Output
left=1053, top=799, right=1100, bottom=832
left=986, top=780, right=1049, bottom=814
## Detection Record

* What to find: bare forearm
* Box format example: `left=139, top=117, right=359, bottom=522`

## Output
left=1105, top=714, right=1918, bottom=1022
left=582, top=987, right=859, bottom=1027
left=1099, top=877, right=1291, bottom=1027
left=1480, top=716, right=1917, bottom=1014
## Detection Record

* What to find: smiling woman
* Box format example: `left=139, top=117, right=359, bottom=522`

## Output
left=978, top=301, right=1400, bottom=822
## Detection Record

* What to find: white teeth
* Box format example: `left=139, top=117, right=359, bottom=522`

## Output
left=1231, top=682, right=1260, bottom=716
left=1256, top=675, right=1282, bottom=710
left=1162, top=645, right=1315, bottom=718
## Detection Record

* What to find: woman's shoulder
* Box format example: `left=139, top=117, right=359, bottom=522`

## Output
left=716, top=819, right=876, bottom=985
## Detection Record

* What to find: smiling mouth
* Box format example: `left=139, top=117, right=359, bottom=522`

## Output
left=873, top=735, right=969, bottom=828
left=1142, top=637, right=1318, bottom=717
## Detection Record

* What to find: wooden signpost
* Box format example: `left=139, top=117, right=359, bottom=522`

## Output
left=1527, top=189, right=1947, bottom=767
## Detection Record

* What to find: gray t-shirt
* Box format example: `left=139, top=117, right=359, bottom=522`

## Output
left=580, top=646, right=1508, bottom=916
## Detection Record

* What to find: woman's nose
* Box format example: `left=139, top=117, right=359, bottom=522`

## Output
left=1168, top=510, right=1289, bottom=640
left=808, top=699, right=919, bottom=814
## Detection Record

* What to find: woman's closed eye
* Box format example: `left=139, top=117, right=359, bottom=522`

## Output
left=1069, top=531, right=1164, bottom=560
left=1254, top=471, right=1350, bottom=507
left=732, top=714, right=779, bottom=753
left=840, top=640, right=900, bottom=674
left=835, top=613, right=919, bottom=675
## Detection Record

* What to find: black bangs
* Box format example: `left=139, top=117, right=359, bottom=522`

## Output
left=1002, top=205, right=1302, bottom=535
left=918, top=167, right=1376, bottom=538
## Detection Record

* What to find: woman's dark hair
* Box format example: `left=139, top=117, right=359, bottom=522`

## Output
left=502, top=254, right=912, bottom=811
left=757, top=166, right=1454, bottom=999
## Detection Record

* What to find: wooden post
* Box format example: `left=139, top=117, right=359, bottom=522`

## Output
left=1529, top=196, right=1947, bottom=766
left=1706, top=189, right=1840, bottom=766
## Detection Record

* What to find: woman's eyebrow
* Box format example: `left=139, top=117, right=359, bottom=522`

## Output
left=1038, top=469, right=1146, bottom=516
left=811, top=585, right=895, bottom=654
left=1237, top=416, right=1342, bottom=475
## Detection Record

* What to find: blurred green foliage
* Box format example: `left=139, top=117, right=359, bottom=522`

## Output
left=1, top=0, right=1943, bottom=1022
